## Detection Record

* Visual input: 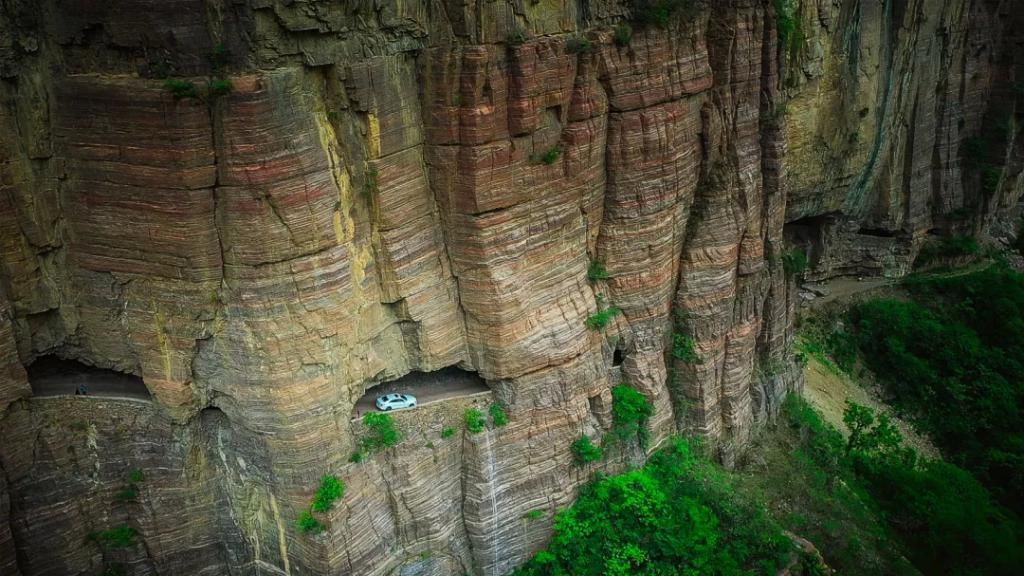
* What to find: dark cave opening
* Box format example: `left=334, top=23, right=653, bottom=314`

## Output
left=612, top=349, right=625, bottom=367
left=25, top=355, right=150, bottom=400
left=783, top=214, right=835, bottom=267
left=351, top=366, right=490, bottom=418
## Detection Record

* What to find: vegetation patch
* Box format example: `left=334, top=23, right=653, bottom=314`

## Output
left=613, top=23, right=633, bottom=46
left=441, top=426, right=456, bottom=439
left=115, top=469, right=145, bottom=501
left=629, top=0, right=702, bottom=28
left=92, top=525, right=136, bottom=549
left=782, top=247, right=809, bottom=275
left=585, top=302, right=620, bottom=331
left=209, top=78, right=233, bottom=97
left=296, top=510, right=325, bottom=534
left=465, top=408, right=487, bottom=434
left=916, top=234, right=980, bottom=265
left=571, top=435, right=604, bottom=465
left=163, top=78, right=199, bottom=100
left=671, top=332, right=699, bottom=363
left=514, top=438, right=792, bottom=575
left=565, top=36, right=593, bottom=54
left=532, top=145, right=562, bottom=165
left=587, top=259, right=609, bottom=281
left=522, top=509, right=545, bottom=520
left=489, top=403, right=509, bottom=427
left=310, top=475, right=345, bottom=513
left=611, top=384, right=653, bottom=447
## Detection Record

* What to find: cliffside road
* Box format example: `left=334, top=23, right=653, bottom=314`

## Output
left=351, top=367, right=491, bottom=419
left=800, top=276, right=896, bottom=307
left=27, top=358, right=151, bottom=401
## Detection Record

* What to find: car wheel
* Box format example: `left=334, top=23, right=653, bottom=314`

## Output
left=385, top=406, right=392, bottom=411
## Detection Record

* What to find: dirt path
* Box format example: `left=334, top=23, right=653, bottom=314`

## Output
left=27, top=357, right=151, bottom=401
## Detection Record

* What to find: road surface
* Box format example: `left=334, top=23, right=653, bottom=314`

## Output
left=27, top=357, right=151, bottom=401
left=352, top=366, right=491, bottom=419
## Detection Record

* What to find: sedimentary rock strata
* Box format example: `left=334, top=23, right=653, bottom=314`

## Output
left=0, top=0, right=1019, bottom=574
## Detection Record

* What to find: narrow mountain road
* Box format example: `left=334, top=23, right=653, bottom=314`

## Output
left=351, top=367, right=491, bottom=419
left=27, top=357, right=151, bottom=401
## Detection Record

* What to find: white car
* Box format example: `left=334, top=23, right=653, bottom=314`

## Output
left=375, top=393, right=417, bottom=411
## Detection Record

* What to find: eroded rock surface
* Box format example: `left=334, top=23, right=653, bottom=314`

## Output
left=0, top=0, right=1019, bottom=574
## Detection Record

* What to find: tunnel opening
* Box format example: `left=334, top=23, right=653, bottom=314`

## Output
left=612, top=349, right=625, bottom=367
left=25, top=355, right=150, bottom=400
left=352, top=366, right=490, bottom=419
left=783, top=214, right=835, bottom=269
left=857, top=227, right=899, bottom=238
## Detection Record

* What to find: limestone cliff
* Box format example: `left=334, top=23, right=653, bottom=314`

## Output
left=0, top=1, right=1019, bottom=575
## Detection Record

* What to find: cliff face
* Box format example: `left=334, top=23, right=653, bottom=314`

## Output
left=0, top=1, right=1019, bottom=575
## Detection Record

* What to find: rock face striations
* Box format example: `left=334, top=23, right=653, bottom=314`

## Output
left=0, top=1, right=1020, bottom=575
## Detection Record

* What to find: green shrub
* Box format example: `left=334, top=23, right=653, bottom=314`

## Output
left=209, top=78, right=232, bottom=97
left=782, top=248, right=809, bottom=275
left=441, top=426, right=456, bottom=439
left=489, top=403, right=509, bottom=427
left=565, top=36, right=593, bottom=54
left=127, top=469, right=144, bottom=484
left=917, top=234, right=980, bottom=264
left=296, top=510, right=325, bottom=534
left=522, top=509, right=545, bottom=520
left=585, top=305, right=620, bottom=330
left=613, top=23, right=633, bottom=46
left=465, top=408, right=486, bottom=434
left=515, top=438, right=791, bottom=575
left=93, top=525, right=136, bottom=549
left=507, top=26, right=527, bottom=45
left=114, top=487, right=138, bottom=501
left=349, top=451, right=364, bottom=463
left=360, top=412, right=401, bottom=453
left=587, top=259, right=609, bottom=281
left=163, top=78, right=199, bottom=100
left=629, top=0, right=702, bottom=28
left=571, top=435, right=604, bottom=465
left=533, top=145, right=561, bottom=165
left=365, top=164, right=379, bottom=197
left=611, top=384, right=653, bottom=446
left=671, top=332, right=700, bottom=363
left=311, top=475, right=344, bottom=513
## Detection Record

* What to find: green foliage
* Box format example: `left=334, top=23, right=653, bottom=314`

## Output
left=507, top=26, right=527, bottom=45
left=465, top=408, right=486, bottom=434
left=365, top=164, right=379, bottom=198
left=114, top=487, right=138, bottom=501
left=93, top=525, right=136, bottom=549
left=774, top=0, right=803, bottom=65
left=671, top=332, right=700, bottom=363
left=523, top=509, right=545, bottom=520
left=360, top=412, right=401, bottom=453
left=565, top=36, right=593, bottom=54
left=917, top=234, right=980, bottom=264
left=571, top=435, right=604, bottom=465
left=296, top=510, right=325, bottom=534
left=489, top=403, right=509, bottom=427
left=842, top=402, right=903, bottom=458
left=782, top=248, right=809, bottom=275
left=611, top=384, right=653, bottom=446
left=629, top=0, right=702, bottom=28
left=208, top=43, right=230, bottom=69
left=311, top=475, right=344, bottom=513
left=209, top=78, right=233, bottom=97
left=587, top=259, right=609, bottom=281
left=163, top=78, right=199, bottom=100
left=515, top=438, right=792, bottom=575
left=349, top=451, right=364, bottom=463
left=441, top=426, right=456, bottom=439
left=613, top=23, right=633, bottom=46
left=585, top=304, right=620, bottom=330
left=127, top=469, right=144, bottom=484
left=533, top=145, right=561, bottom=165
left=851, top=265, right=1024, bottom=514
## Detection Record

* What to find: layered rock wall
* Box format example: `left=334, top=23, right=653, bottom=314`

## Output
left=0, top=0, right=1019, bottom=574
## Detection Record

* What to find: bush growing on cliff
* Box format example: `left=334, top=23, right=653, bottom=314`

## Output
left=465, top=408, right=487, bottom=434
left=311, top=475, right=345, bottom=513
left=514, top=438, right=792, bottom=575
left=613, top=23, right=633, bottom=46
left=671, top=332, right=700, bottom=363
left=587, top=259, right=609, bottom=281
left=360, top=412, right=401, bottom=453
left=532, top=145, right=561, bottom=165
left=629, top=0, right=702, bottom=28
left=611, top=384, right=653, bottom=446
left=586, top=304, right=620, bottom=331
left=782, top=248, right=809, bottom=275
left=209, top=77, right=233, bottom=97
left=489, top=403, right=509, bottom=427
left=163, top=78, right=199, bottom=100
left=296, top=510, right=325, bottom=534
left=441, top=426, right=456, bottom=439
left=92, top=524, right=136, bottom=549
left=571, top=435, right=604, bottom=465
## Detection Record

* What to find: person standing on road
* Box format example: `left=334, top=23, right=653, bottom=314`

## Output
left=75, top=382, right=88, bottom=396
